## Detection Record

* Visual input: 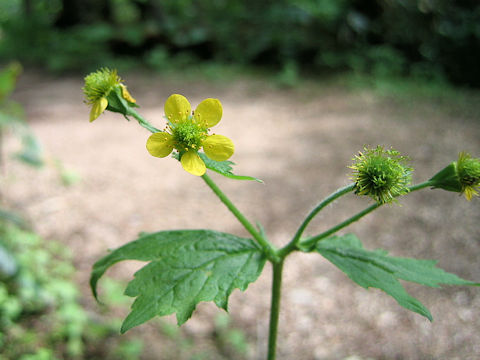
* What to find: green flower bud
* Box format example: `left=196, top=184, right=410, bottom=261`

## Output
left=350, top=145, right=413, bottom=204
left=82, top=68, right=137, bottom=122
left=430, top=152, right=480, bottom=200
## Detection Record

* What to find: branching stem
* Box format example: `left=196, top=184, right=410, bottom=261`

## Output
left=299, top=180, right=435, bottom=251
left=278, top=184, right=354, bottom=257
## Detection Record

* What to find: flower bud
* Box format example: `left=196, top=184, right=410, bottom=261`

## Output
left=82, top=68, right=137, bottom=122
left=350, top=146, right=413, bottom=204
left=430, top=152, right=480, bottom=200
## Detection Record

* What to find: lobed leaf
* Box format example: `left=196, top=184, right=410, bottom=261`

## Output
left=315, top=233, right=478, bottom=320
left=90, top=230, right=266, bottom=333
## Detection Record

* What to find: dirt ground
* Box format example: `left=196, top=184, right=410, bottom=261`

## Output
left=2, top=70, right=480, bottom=360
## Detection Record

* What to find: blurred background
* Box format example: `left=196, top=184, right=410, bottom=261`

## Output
left=0, top=1, right=479, bottom=359
left=2, top=0, right=480, bottom=86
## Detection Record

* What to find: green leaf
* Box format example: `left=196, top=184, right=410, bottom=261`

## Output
left=315, top=234, right=478, bottom=320
left=198, top=153, right=263, bottom=182
left=90, top=230, right=266, bottom=333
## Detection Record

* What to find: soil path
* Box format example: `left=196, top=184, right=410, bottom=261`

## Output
left=3, top=71, right=480, bottom=359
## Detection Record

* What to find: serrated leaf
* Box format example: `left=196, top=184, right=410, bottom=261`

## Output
left=198, top=153, right=263, bottom=182
left=90, top=230, right=266, bottom=333
left=315, top=233, right=478, bottom=320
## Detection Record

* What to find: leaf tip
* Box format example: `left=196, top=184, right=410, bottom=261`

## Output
left=120, top=323, right=129, bottom=334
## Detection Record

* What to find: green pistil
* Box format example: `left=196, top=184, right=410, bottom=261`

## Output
left=172, top=121, right=207, bottom=151
left=351, top=146, right=412, bottom=204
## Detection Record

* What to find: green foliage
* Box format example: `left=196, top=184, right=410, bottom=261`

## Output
left=0, top=221, right=144, bottom=359
left=1, top=0, right=479, bottom=86
left=214, top=314, right=249, bottom=357
left=0, top=223, right=84, bottom=358
left=91, top=229, right=267, bottom=333
left=315, top=233, right=478, bottom=320
left=0, top=63, right=44, bottom=168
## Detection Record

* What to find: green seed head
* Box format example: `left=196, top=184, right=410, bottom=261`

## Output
left=457, top=152, right=480, bottom=200
left=83, top=68, right=121, bottom=104
left=350, top=145, right=413, bottom=204
left=457, top=152, right=480, bottom=186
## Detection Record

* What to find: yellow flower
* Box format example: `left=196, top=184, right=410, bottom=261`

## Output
left=146, top=94, right=234, bottom=176
left=83, top=68, right=136, bottom=122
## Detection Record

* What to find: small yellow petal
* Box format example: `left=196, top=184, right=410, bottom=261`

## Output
left=146, top=132, right=174, bottom=158
left=89, top=97, right=108, bottom=122
left=203, top=135, right=234, bottom=161
left=181, top=150, right=206, bottom=176
left=120, top=84, right=136, bottom=103
left=464, top=187, right=478, bottom=201
left=164, top=94, right=191, bottom=124
left=194, top=98, right=222, bottom=127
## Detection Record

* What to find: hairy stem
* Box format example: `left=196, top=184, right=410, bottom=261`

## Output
left=128, top=108, right=160, bottom=133
left=300, top=180, right=435, bottom=251
left=201, top=173, right=279, bottom=262
left=267, top=260, right=284, bottom=360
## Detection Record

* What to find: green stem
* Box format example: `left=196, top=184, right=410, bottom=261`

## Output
left=201, top=173, right=279, bottom=262
left=278, top=184, right=354, bottom=257
left=299, top=180, right=435, bottom=251
left=408, top=180, right=435, bottom=192
left=267, top=260, right=284, bottom=360
left=128, top=108, right=160, bottom=133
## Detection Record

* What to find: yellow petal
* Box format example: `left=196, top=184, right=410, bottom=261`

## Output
left=146, top=132, right=174, bottom=158
left=89, top=97, right=108, bottom=122
left=203, top=135, right=234, bottom=161
left=164, top=94, right=191, bottom=124
left=194, top=98, right=222, bottom=127
left=464, top=187, right=478, bottom=201
left=181, top=150, right=206, bottom=176
left=120, top=84, right=136, bottom=103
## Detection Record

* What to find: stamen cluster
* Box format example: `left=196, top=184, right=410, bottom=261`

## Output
left=170, top=119, right=208, bottom=153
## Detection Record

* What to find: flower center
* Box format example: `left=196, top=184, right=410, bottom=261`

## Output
left=172, top=120, right=207, bottom=152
